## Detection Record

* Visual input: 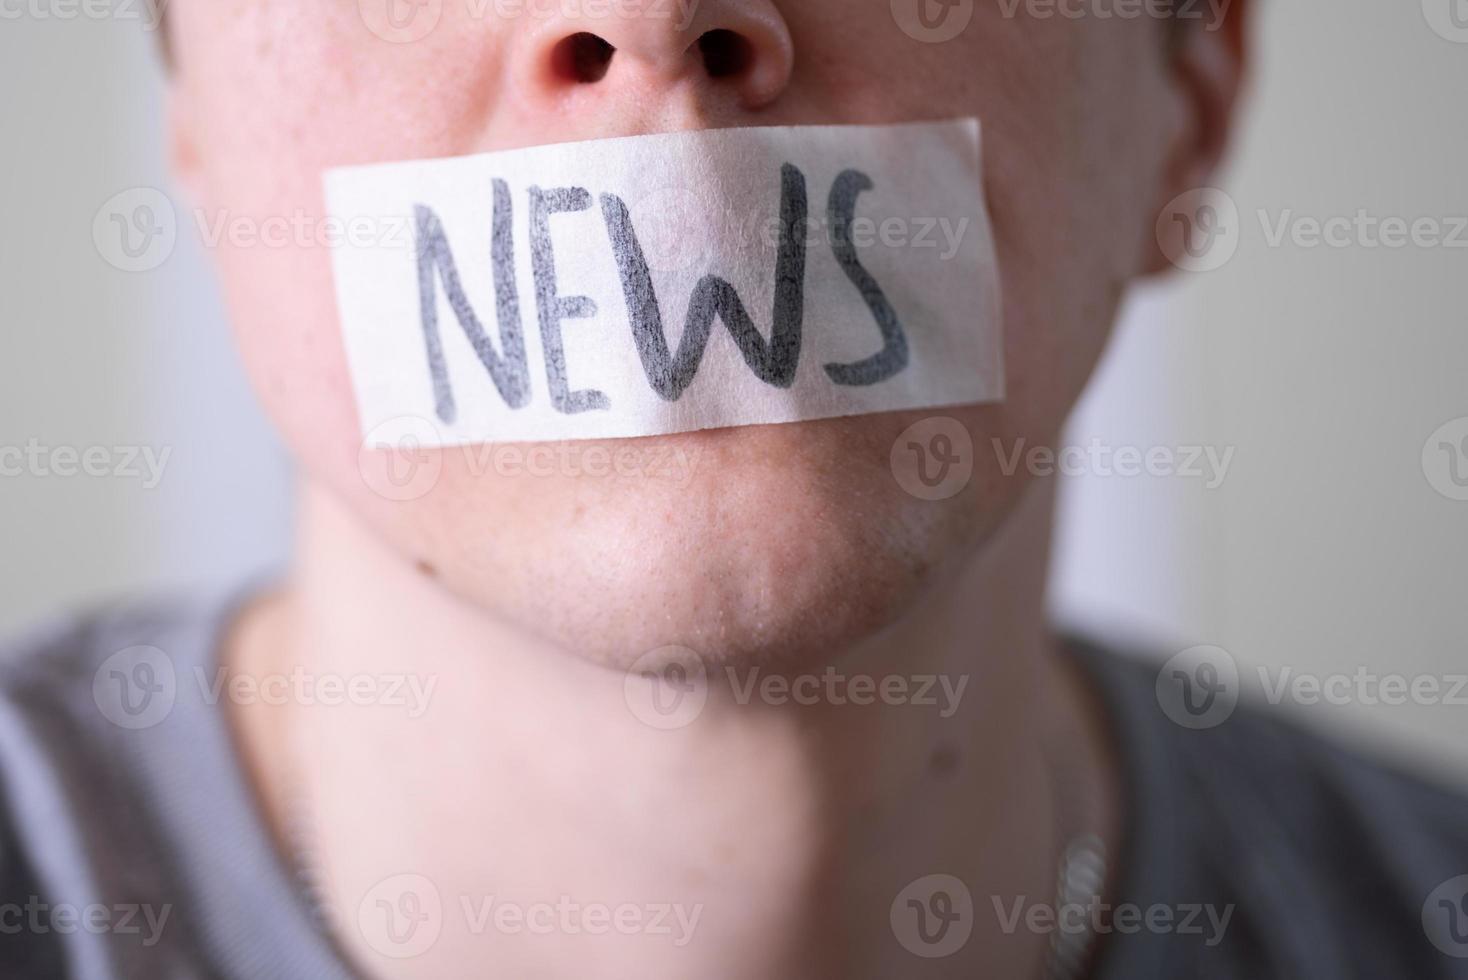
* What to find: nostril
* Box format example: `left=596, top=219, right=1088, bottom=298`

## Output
left=697, top=29, right=755, bottom=80
left=551, top=32, right=616, bottom=84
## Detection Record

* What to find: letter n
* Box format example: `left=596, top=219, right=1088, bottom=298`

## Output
left=413, top=180, right=531, bottom=423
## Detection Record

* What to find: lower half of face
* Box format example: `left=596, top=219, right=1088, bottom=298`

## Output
left=179, top=1, right=1172, bottom=668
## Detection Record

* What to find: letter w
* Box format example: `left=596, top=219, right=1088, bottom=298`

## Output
left=599, top=164, right=808, bottom=401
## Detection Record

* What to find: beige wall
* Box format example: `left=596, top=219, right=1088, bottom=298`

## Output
left=1056, top=0, right=1468, bottom=783
left=0, top=10, right=291, bottom=635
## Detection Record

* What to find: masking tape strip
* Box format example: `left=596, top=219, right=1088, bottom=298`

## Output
left=325, top=118, right=1003, bottom=447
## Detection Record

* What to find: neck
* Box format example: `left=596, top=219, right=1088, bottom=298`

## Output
left=229, top=476, right=1118, bottom=980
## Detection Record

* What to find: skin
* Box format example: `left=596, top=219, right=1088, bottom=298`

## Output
left=165, top=1, right=1249, bottom=977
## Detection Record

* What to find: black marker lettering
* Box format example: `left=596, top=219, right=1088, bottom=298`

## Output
left=529, top=186, right=610, bottom=415
left=601, top=163, right=808, bottom=401
left=413, top=183, right=531, bottom=423
left=823, top=169, right=909, bottom=387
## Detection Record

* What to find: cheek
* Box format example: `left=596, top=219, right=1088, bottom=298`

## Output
left=180, top=4, right=517, bottom=180
left=976, top=21, right=1166, bottom=446
left=178, top=10, right=523, bottom=487
left=214, top=235, right=356, bottom=479
left=193, top=80, right=362, bottom=487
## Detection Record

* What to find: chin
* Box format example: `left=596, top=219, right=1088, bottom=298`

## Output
left=354, top=412, right=993, bottom=672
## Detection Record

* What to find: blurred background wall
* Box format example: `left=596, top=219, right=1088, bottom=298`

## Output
left=0, top=3, right=293, bottom=632
left=1053, top=0, right=1468, bottom=782
left=2, top=1, right=1466, bottom=781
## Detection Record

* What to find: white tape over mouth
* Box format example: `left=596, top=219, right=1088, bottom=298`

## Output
left=325, top=118, right=1003, bottom=448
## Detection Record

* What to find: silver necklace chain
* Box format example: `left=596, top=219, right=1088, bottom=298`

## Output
left=282, top=778, right=337, bottom=934
left=1045, top=832, right=1108, bottom=980
left=1042, top=713, right=1109, bottom=980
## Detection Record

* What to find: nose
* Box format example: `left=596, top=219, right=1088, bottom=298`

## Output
left=513, top=0, right=795, bottom=122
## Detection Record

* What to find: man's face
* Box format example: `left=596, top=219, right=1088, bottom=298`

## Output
left=168, top=1, right=1194, bottom=666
